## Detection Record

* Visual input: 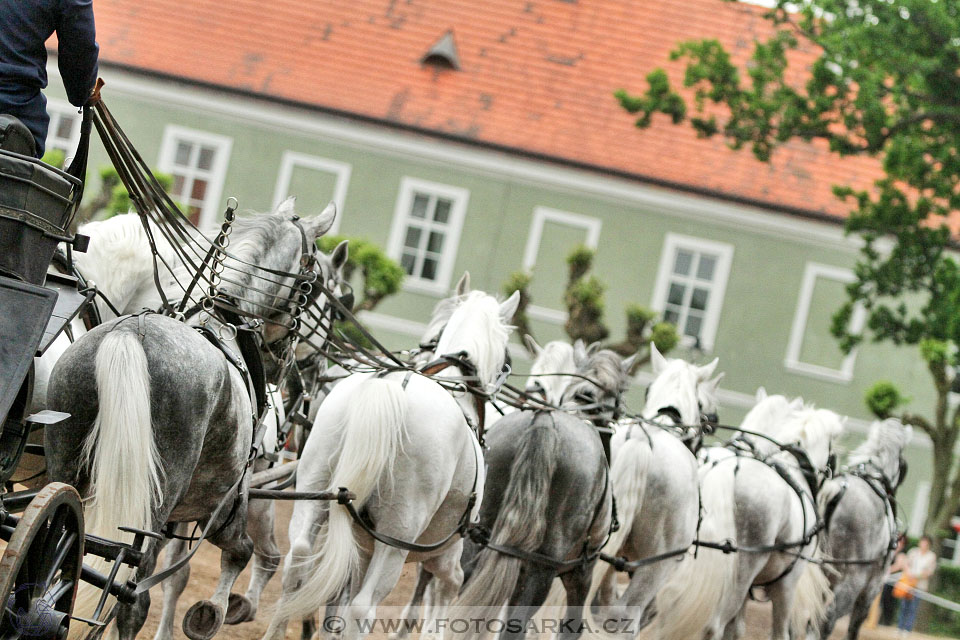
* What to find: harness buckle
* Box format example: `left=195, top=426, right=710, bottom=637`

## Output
left=337, top=487, right=353, bottom=505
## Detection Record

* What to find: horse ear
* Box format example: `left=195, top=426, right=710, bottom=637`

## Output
left=698, top=357, right=719, bottom=381
left=621, top=353, right=639, bottom=374
left=704, top=372, right=725, bottom=395
left=275, top=195, right=297, bottom=217
left=308, top=201, right=337, bottom=238
left=587, top=341, right=602, bottom=356
left=789, top=396, right=804, bottom=411
left=524, top=334, right=543, bottom=356
left=500, top=290, right=521, bottom=321
left=330, top=239, right=349, bottom=271
left=573, top=339, right=587, bottom=364
left=650, top=341, right=668, bottom=375
left=455, top=271, right=471, bottom=296
left=755, top=387, right=768, bottom=402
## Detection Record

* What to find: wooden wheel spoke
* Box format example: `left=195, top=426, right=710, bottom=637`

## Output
left=44, top=579, right=74, bottom=607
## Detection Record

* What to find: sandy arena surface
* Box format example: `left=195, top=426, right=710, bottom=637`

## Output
left=132, top=500, right=944, bottom=640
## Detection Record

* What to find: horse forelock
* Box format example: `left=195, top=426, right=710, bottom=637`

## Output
left=578, top=350, right=628, bottom=393
left=643, top=359, right=700, bottom=425
left=434, top=291, right=509, bottom=385
left=848, top=417, right=911, bottom=482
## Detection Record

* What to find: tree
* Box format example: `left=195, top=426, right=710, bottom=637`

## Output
left=317, top=235, right=404, bottom=313
left=617, top=0, right=960, bottom=537
left=503, top=245, right=678, bottom=368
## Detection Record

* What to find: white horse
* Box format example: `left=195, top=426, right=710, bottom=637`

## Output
left=657, top=396, right=843, bottom=640
left=815, top=418, right=912, bottom=639
left=263, top=289, right=520, bottom=640
left=523, top=337, right=578, bottom=405
left=586, top=343, right=719, bottom=634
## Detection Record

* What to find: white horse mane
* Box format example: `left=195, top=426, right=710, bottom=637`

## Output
left=774, top=408, right=845, bottom=468
left=434, top=291, right=510, bottom=385
left=644, top=359, right=702, bottom=425
left=848, top=417, right=912, bottom=481
left=529, top=341, right=576, bottom=403
left=421, top=293, right=464, bottom=346
left=740, top=394, right=799, bottom=437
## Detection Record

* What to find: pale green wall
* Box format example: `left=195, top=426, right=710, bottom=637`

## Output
left=45, top=76, right=937, bottom=516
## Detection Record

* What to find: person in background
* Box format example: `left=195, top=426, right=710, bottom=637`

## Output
left=898, top=535, right=938, bottom=638
left=0, top=0, right=98, bottom=157
left=880, top=535, right=908, bottom=626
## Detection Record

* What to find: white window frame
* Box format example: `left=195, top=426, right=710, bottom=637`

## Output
left=521, top=207, right=602, bottom=323
left=651, top=233, right=734, bottom=352
left=157, top=125, right=233, bottom=229
left=44, top=99, right=82, bottom=160
left=387, top=177, right=469, bottom=296
left=784, top=262, right=867, bottom=383
left=272, top=151, right=352, bottom=233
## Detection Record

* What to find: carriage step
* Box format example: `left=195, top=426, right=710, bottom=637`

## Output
left=25, top=409, right=70, bottom=428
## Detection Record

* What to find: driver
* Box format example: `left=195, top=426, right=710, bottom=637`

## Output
left=0, top=0, right=99, bottom=158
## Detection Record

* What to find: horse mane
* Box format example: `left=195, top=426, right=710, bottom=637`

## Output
left=530, top=341, right=574, bottom=375
left=421, top=292, right=465, bottom=345
left=774, top=408, right=845, bottom=467
left=434, top=291, right=510, bottom=385
left=848, top=418, right=912, bottom=480
left=576, top=349, right=629, bottom=394
left=740, top=394, right=796, bottom=437
left=644, top=359, right=701, bottom=425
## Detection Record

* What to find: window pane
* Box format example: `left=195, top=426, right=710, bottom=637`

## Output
left=403, top=226, right=422, bottom=250
left=190, top=179, right=207, bottom=202
left=421, top=257, right=438, bottom=281
left=187, top=204, right=202, bottom=226
left=673, top=250, right=693, bottom=276
left=427, top=231, right=445, bottom=253
left=690, top=287, right=709, bottom=312
left=697, top=255, right=717, bottom=281
left=174, top=141, right=192, bottom=167
left=400, top=252, right=416, bottom=275
left=684, top=313, right=703, bottom=339
left=410, top=193, right=429, bottom=219
left=664, top=308, right=680, bottom=325
left=667, top=282, right=686, bottom=306
left=197, top=146, right=215, bottom=171
left=434, top=198, right=451, bottom=223
left=172, top=174, right=186, bottom=196
left=56, top=116, right=74, bottom=139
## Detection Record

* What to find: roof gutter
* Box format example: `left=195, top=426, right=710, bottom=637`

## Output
left=98, top=59, right=849, bottom=230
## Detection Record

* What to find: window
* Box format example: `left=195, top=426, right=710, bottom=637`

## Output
left=651, top=234, right=734, bottom=351
left=45, top=100, right=81, bottom=159
left=785, top=263, right=866, bottom=383
left=521, top=207, right=602, bottom=323
left=157, top=126, right=232, bottom=228
left=272, top=152, right=351, bottom=233
left=387, top=178, right=469, bottom=295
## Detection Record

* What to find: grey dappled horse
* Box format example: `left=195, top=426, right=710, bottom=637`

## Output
left=587, top=344, right=720, bottom=636
left=46, top=205, right=337, bottom=640
left=815, top=418, right=911, bottom=639
left=658, top=395, right=843, bottom=640
left=263, top=289, right=520, bottom=640
left=448, top=347, right=631, bottom=640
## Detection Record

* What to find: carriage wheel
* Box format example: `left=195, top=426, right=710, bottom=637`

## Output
left=0, top=483, right=84, bottom=639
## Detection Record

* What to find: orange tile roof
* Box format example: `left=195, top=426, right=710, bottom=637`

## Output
left=88, top=0, right=882, bottom=220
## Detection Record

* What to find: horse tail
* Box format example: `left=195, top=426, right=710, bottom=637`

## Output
left=655, top=460, right=737, bottom=640
left=278, top=378, right=407, bottom=621
left=73, top=329, right=163, bottom=624
left=585, top=436, right=651, bottom=607
left=790, top=557, right=832, bottom=636
left=452, top=417, right=561, bottom=632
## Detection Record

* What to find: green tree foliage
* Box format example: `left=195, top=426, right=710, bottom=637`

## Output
left=504, top=246, right=679, bottom=366
left=318, top=235, right=404, bottom=313
left=75, top=166, right=174, bottom=225
left=865, top=381, right=908, bottom=419
left=619, top=0, right=960, bottom=536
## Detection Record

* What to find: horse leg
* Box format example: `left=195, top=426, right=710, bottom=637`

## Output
left=344, top=542, right=409, bottom=640
left=845, top=583, right=879, bottom=640
left=720, top=600, right=748, bottom=640
left=768, top=577, right=800, bottom=640
left=391, top=564, right=434, bottom=640
left=181, top=506, right=254, bottom=640
left=559, top=564, right=593, bottom=640
left=153, top=529, right=190, bottom=640
left=419, top=541, right=465, bottom=640
left=501, top=564, right=556, bottom=640
left=115, top=537, right=163, bottom=640
left=227, top=495, right=281, bottom=624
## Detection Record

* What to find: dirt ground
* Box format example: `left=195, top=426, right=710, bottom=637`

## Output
left=137, top=500, right=939, bottom=640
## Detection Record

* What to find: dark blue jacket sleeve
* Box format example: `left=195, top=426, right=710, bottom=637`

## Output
left=56, top=0, right=98, bottom=106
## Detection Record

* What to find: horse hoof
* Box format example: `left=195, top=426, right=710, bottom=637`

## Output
left=182, top=600, right=225, bottom=640
left=225, top=593, right=255, bottom=624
